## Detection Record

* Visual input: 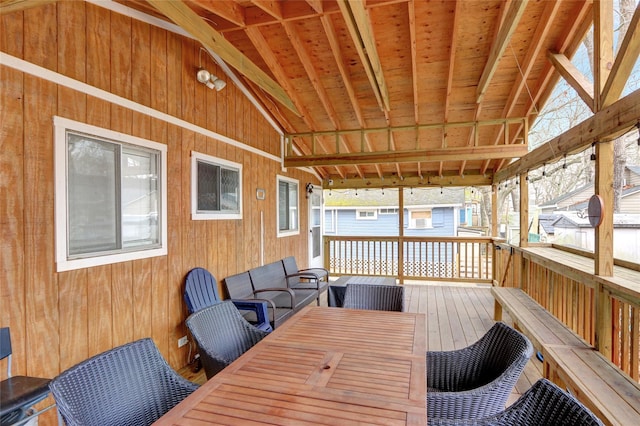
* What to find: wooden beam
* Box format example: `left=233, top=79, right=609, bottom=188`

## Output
left=495, top=88, right=640, bottom=182
left=476, top=0, right=528, bottom=103
left=191, top=0, right=246, bottom=27
left=0, top=0, right=55, bottom=14
left=285, top=144, right=528, bottom=168
left=547, top=52, right=595, bottom=111
left=148, top=0, right=300, bottom=116
left=594, top=0, right=614, bottom=111
left=337, top=0, right=390, bottom=112
left=519, top=171, right=529, bottom=248
left=251, top=0, right=283, bottom=20
left=323, top=173, right=493, bottom=190
left=601, top=4, right=640, bottom=108
left=595, top=141, right=614, bottom=277
left=408, top=0, right=418, bottom=124
left=304, top=0, right=323, bottom=14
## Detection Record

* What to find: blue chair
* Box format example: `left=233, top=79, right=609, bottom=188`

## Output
left=184, top=268, right=272, bottom=332
left=1, top=328, right=53, bottom=426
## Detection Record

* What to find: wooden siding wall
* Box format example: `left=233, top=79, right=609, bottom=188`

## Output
left=0, top=2, right=315, bottom=416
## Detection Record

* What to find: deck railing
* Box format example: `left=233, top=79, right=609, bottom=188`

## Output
left=323, top=236, right=493, bottom=283
left=494, top=243, right=640, bottom=382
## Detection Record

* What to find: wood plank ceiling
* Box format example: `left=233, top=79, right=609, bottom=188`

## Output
left=120, top=1, right=594, bottom=188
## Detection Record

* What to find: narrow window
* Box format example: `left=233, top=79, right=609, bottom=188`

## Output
left=277, top=176, right=299, bottom=236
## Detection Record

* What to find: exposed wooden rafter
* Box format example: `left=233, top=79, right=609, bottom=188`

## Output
left=337, top=0, right=390, bottom=112
left=320, top=13, right=378, bottom=179
left=594, top=0, right=614, bottom=112
left=148, top=0, right=300, bottom=116
left=601, top=4, right=640, bottom=108
left=476, top=0, right=528, bottom=103
left=0, top=0, right=56, bottom=14
left=481, top=0, right=560, bottom=175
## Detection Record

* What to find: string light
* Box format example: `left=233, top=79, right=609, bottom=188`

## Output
left=542, top=163, right=546, bottom=177
left=636, top=122, right=640, bottom=146
left=590, top=142, right=597, bottom=161
left=562, top=155, right=567, bottom=169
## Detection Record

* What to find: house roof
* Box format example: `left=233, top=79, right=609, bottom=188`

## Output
left=325, top=187, right=464, bottom=208
left=569, top=185, right=640, bottom=211
left=538, top=214, right=560, bottom=235
left=539, top=183, right=594, bottom=209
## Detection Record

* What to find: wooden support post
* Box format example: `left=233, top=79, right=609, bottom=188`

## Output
left=519, top=172, right=529, bottom=248
left=491, top=184, right=498, bottom=237
left=398, top=188, right=404, bottom=284
left=595, top=140, right=614, bottom=358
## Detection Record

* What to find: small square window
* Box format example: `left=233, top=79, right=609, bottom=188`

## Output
left=277, top=176, right=299, bottom=237
left=191, top=152, right=242, bottom=220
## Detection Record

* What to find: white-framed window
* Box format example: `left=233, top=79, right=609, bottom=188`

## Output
left=191, top=151, right=242, bottom=220
left=277, top=175, right=299, bottom=237
left=356, top=209, right=377, bottom=220
left=379, top=208, right=398, bottom=215
left=54, top=116, right=167, bottom=272
left=409, top=210, right=433, bottom=229
left=325, top=209, right=337, bottom=233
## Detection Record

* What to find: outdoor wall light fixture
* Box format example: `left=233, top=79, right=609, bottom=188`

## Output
left=196, top=68, right=226, bottom=91
left=196, top=47, right=226, bottom=91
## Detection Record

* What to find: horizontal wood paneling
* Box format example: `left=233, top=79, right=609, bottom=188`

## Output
left=0, top=4, right=316, bottom=425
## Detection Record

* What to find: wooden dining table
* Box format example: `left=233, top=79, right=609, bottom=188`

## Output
left=154, top=305, right=427, bottom=425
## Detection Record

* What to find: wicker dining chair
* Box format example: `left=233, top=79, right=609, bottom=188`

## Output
left=428, top=378, right=604, bottom=425
left=342, top=283, right=405, bottom=311
left=48, top=338, right=199, bottom=426
left=186, top=301, right=270, bottom=379
left=427, top=322, right=533, bottom=421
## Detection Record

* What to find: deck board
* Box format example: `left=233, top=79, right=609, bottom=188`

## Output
left=179, top=283, right=543, bottom=402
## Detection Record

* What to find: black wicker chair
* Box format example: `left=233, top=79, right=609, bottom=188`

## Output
left=428, top=378, right=604, bottom=425
left=48, top=338, right=199, bottom=426
left=427, top=322, right=533, bottom=421
left=186, top=301, right=270, bottom=379
left=342, top=283, right=405, bottom=311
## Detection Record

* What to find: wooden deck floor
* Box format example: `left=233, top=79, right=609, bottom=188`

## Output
left=179, top=283, right=543, bottom=405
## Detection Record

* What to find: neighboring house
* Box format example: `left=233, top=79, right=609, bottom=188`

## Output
left=540, top=165, right=640, bottom=215
left=624, top=165, right=640, bottom=187
left=552, top=212, right=640, bottom=262
left=324, top=188, right=465, bottom=237
left=539, top=184, right=594, bottom=214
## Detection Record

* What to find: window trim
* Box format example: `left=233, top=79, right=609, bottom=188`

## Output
left=276, top=175, right=300, bottom=237
left=356, top=209, right=378, bottom=220
left=408, top=209, right=433, bottom=229
left=54, top=116, right=167, bottom=272
left=191, top=151, right=242, bottom=220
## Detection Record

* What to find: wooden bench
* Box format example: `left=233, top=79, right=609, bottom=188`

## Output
left=493, top=287, right=640, bottom=426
